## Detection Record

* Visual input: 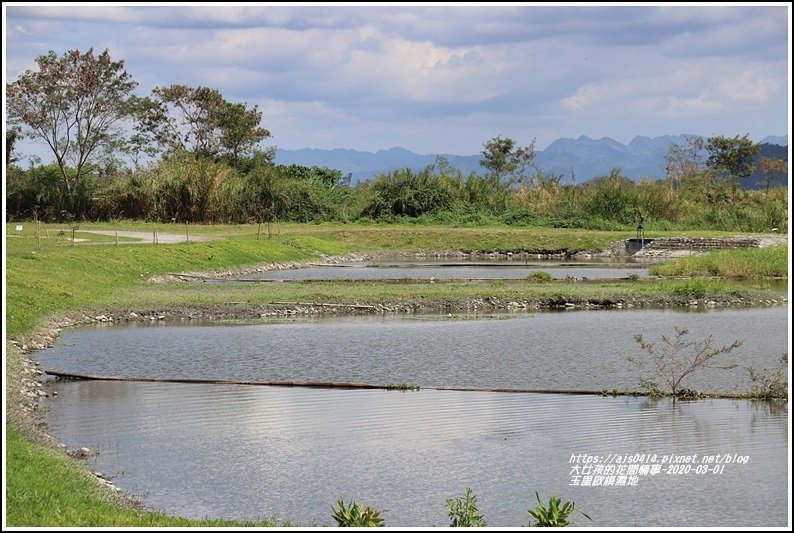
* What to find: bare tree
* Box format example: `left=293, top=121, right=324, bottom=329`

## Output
left=664, top=135, right=704, bottom=191
left=759, top=157, right=787, bottom=195
left=630, top=327, right=742, bottom=397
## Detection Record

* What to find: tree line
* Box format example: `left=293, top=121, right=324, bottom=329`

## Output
left=6, top=48, right=788, bottom=232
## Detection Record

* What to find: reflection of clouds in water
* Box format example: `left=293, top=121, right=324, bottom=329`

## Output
left=41, top=382, right=788, bottom=527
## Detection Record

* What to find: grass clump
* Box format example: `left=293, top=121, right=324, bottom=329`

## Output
left=527, top=492, right=591, bottom=527
left=746, top=353, right=788, bottom=400
left=331, top=499, right=385, bottom=527
left=649, top=245, right=788, bottom=279
left=527, top=271, right=553, bottom=282
left=447, top=488, right=486, bottom=527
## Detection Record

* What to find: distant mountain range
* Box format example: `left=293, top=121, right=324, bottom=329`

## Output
left=275, top=134, right=788, bottom=187
left=275, top=146, right=484, bottom=182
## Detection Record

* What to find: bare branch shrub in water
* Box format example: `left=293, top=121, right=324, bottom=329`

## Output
left=630, top=326, right=742, bottom=397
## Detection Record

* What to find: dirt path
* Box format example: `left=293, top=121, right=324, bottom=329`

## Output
left=78, top=230, right=214, bottom=244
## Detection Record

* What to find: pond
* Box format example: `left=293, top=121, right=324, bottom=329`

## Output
left=36, top=306, right=789, bottom=526
left=38, top=306, right=788, bottom=393
left=41, top=383, right=788, bottom=527
left=238, top=257, right=650, bottom=281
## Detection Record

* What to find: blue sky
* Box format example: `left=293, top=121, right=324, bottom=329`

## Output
left=3, top=3, right=791, bottom=157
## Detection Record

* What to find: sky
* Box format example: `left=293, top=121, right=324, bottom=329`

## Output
left=3, top=3, right=791, bottom=158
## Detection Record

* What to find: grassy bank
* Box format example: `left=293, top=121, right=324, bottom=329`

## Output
left=99, top=277, right=779, bottom=314
left=7, top=221, right=766, bottom=337
left=4, top=222, right=788, bottom=527
left=6, top=222, right=641, bottom=336
left=6, top=226, right=350, bottom=336
left=648, top=245, right=789, bottom=278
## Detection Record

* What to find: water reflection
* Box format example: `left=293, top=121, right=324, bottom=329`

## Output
left=41, top=383, right=788, bottom=527
left=37, top=306, right=788, bottom=395
left=238, top=260, right=648, bottom=281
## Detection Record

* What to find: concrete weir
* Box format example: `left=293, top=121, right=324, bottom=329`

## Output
left=614, top=235, right=786, bottom=258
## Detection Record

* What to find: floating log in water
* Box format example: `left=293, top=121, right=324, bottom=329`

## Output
left=44, top=370, right=387, bottom=390
left=41, top=370, right=626, bottom=396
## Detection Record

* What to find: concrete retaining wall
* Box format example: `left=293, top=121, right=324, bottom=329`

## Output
left=632, top=236, right=784, bottom=258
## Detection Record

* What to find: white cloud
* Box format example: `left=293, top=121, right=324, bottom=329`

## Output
left=663, top=97, right=724, bottom=116
left=660, top=7, right=787, bottom=59
left=10, top=5, right=144, bottom=23
left=4, top=5, right=789, bottom=155
left=561, top=84, right=595, bottom=111
left=713, top=65, right=782, bottom=103
left=340, top=36, right=505, bottom=103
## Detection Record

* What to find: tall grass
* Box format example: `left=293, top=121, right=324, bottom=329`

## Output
left=7, top=158, right=789, bottom=233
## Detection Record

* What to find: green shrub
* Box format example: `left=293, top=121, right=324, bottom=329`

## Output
left=527, top=492, right=590, bottom=527
left=528, top=271, right=553, bottom=283
left=447, top=488, right=487, bottom=527
left=502, top=207, right=538, bottom=226
left=331, top=500, right=386, bottom=527
left=331, top=499, right=385, bottom=527
left=364, top=166, right=457, bottom=218
left=670, top=279, right=723, bottom=298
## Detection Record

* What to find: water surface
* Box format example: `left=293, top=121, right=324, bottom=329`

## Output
left=38, top=306, right=788, bottom=394
left=239, top=258, right=648, bottom=281
left=41, top=383, right=788, bottom=527
left=37, top=306, right=789, bottom=525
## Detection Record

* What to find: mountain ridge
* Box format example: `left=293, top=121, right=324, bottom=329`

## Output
left=274, top=134, right=788, bottom=186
